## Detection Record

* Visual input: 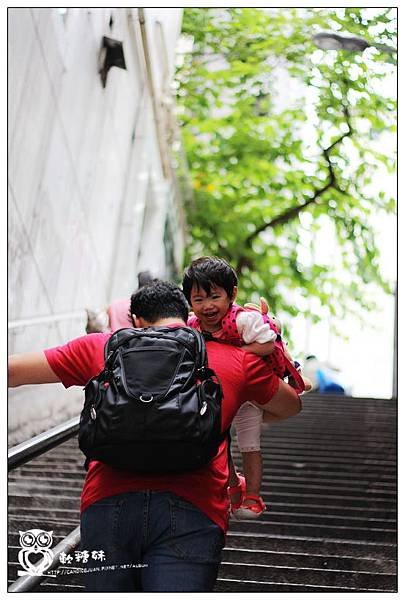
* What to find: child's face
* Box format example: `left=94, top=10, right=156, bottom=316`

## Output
left=190, top=283, right=236, bottom=332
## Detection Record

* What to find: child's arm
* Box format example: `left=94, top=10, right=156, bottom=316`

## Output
left=244, top=298, right=296, bottom=361
left=236, top=311, right=276, bottom=356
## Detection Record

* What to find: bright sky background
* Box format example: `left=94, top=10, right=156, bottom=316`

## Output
left=176, top=6, right=397, bottom=398
left=268, top=9, right=397, bottom=398
left=291, top=213, right=396, bottom=398
left=174, top=4, right=399, bottom=399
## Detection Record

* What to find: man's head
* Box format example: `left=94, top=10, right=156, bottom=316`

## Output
left=137, top=270, right=154, bottom=288
left=130, top=280, right=189, bottom=326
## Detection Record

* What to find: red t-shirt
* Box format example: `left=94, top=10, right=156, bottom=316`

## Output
left=44, top=330, right=280, bottom=532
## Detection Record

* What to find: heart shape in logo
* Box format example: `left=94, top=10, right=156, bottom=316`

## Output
left=26, top=551, right=47, bottom=573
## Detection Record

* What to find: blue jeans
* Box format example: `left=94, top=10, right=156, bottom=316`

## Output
left=80, top=491, right=225, bottom=591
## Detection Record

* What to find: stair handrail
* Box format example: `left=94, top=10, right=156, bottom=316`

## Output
left=8, top=526, right=81, bottom=592
left=8, top=415, right=80, bottom=471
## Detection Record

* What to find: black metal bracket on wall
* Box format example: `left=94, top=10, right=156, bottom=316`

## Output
left=98, top=35, right=127, bottom=88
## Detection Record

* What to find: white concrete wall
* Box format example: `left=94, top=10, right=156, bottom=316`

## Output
left=8, top=8, right=184, bottom=443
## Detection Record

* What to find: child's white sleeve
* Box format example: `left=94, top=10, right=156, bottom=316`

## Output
left=236, top=311, right=277, bottom=344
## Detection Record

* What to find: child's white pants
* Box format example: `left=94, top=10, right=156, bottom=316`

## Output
left=233, top=401, right=263, bottom=452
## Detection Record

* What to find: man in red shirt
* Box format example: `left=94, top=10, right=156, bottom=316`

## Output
left=8, top=281, right=301, bottom=592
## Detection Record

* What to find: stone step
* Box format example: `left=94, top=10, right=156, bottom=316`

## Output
left=8, top=395, right=396, bottom=592
left=256, top=501, right=396, bottom=519
left=228, top=519, right=396, bottom=543
left=250, top=491, right=395, bottom=510
left=225, top=531, right=397, bottom=560
left=8, top=481, right=83, bottom=495
left=217, top=561, right=396, bottom=590
left=221, top=548, right=396, bottom=574
left=214, top=577, right=393, bottom=592
left=12, top=467, right=85, bottom=480
left=232, top=510, right=396, bottom=528
left=8, top=493, right=81, bottom=509
left=257, top=449, right=396, bottom=466
left=256, top=461, right=396, bottom=477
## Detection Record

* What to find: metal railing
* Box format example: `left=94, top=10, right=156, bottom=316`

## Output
left=8, top=416, right=80, bottom=471
left=8, top=416, right=83, bottom=592
left=8, top=310, right=86, bottom=330
left=8, top=526, right=81, bottom=593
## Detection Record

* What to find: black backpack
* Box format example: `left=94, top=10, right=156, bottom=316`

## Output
left=78, top=326, right=224, bottom=472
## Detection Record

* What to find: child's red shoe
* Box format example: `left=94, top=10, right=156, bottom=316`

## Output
left=232, top=494, right=266, bottom=520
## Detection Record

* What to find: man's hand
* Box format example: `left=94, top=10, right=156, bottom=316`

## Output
left=258, top=379, right=302, bottom=423
left=245, top=297, right=283, bottom=334
left=8, top=352, right=60, bottom=387
left=243, top=297, right=269, bottom=315
left=240, top=340, right=275, bottom=356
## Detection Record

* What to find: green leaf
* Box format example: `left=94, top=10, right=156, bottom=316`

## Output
left=175, top=7, right=396, bottom=325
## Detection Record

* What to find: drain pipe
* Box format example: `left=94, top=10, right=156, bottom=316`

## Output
left=8, top=526, right=81, bottom=593
left=137, top=8, right=171, bottom=180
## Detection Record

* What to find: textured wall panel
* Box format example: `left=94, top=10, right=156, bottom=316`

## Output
left=8, top=7, right=184, bottom=440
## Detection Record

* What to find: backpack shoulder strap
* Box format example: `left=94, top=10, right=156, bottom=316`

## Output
left=104, top=327, right=138, bottom=362
left=186, top=327, right=207, bottom=371
left=186, top=326, right=222, bottom=382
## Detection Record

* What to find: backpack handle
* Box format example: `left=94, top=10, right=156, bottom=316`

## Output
left=103, top=326, right=210, bottom=376
left=104, top=327, right=137, bottom=363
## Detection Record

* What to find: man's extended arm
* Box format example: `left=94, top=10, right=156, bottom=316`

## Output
left=8, top=352, right=61, bottom=387
left=242, top=352, right=301, bottom=422
left=240, top=340, right=275, bottom=356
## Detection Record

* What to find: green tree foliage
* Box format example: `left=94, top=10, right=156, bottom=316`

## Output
left=174, top=8, right=396, bottom=323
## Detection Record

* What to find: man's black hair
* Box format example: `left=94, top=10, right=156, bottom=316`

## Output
left=137, top=270, right=154, bottom=288
left=182, top=256, right=238, bottom=303
left=130, top=280, right=189, bottom=324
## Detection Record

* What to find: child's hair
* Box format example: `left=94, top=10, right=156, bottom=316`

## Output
left=182, top=256, right=238, bottom=303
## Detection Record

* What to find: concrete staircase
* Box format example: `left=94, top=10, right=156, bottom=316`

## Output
left=8, top=394, right=397, bottom=592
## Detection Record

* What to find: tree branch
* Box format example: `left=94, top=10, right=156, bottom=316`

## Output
left=242, top=105, right=353, bottom=249
left=243, top=181, right=334, bottom=249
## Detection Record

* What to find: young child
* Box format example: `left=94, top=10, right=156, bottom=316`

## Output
left=182, top=256, right=309, bottom=520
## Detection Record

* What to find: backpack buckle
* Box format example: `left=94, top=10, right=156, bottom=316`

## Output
left=140, top=395, right=154, bottom=403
